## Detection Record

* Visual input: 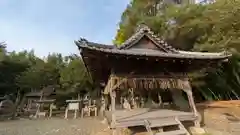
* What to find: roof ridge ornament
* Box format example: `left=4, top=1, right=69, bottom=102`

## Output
left=135, top=23, right=150, bottom=33
left=223, top=50, right=232, bottom=57
left=135, top=24, right=178, bottom=53
left=78, top=38, right=88, bottom=46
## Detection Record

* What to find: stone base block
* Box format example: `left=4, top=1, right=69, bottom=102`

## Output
left=189, top=127, right=206, bottom=135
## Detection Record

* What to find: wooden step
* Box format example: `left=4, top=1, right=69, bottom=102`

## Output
left=155, top=129, right=187, bottom=135
left=116, top=120, right=144, bottom=128
left=149, top=119, right=179, bottom=128
left=145, top=117, right=190, bottom=135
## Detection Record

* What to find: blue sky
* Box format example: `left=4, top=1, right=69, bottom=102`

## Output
left=0, top=0, right=129, bottom=57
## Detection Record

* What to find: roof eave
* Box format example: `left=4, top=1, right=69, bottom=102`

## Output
left=78, top=45, right=230, bottom=60
left=74, top=40, right=95, bottom=84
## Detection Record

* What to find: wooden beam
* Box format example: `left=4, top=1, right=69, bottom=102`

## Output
left=111, top=73, right=188, bottom=79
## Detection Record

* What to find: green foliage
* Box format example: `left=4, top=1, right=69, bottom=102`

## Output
left=60, top=55, right=92, bottom=96
left=114, top=0, right=160, bottom=45
left=16, top=59, right=59, bottom=91
left=1, top=0, right=240, bottom=104
left=0, top=44, right=92, bottom=103
left=114, top=0, right=240, bottom=100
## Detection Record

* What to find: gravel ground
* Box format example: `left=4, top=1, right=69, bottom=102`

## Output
left=204, top=122, right=240, bottom=135
left=0, top=117, right=239, bottom=135
left=197, top=101, right=240, bottom=135
left=1, top=101, right=240, bottom=135
left=0, top=118, right=108, bottom=135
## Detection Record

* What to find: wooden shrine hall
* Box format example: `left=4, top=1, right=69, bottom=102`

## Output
left=75, top=25, right=231, bottom=135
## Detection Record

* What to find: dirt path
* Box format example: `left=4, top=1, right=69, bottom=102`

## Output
left=197, top=100, right=240, bottom=135
left=0, top=118, right=108, bottom=135
left=1, top=100, right=240, bottom=135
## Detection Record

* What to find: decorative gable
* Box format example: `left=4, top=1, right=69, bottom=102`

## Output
left=129, top=36, right=160, bottom=50
left=118, top=24, right=178, bottom=53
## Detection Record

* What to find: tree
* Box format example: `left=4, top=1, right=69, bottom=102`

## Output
left=114, top=0, right=240, bottom=100
left=60, top=55, right=92, bottom=97
left=0, top=50, right=35, bottom=96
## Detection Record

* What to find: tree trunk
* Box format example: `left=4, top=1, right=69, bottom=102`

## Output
left=12, top=90, right=21, bottom=119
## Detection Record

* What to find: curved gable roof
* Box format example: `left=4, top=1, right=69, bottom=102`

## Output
left=117, top=24, right=178, bottom=53
left=75, top=23, right=231, bottom=60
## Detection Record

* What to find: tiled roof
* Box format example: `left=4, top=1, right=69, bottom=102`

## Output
left=75, top=25, right=231, bottom=60
left=75, top=41, right=230, bottom=59
left=78, top=38, right=116, bottom=49
left=26, top=85, right=56, bottom=97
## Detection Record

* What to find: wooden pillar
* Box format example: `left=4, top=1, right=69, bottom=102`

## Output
left=99, top=96, right=105, bottom=118
left=74, top=109, right=78, bottom=119
left=35, top=91, right=43, bottom=118
left=64, top=105, right=68, bottom=119
left=186, top=90, right=200, bottom=127
left=27, top=99, right=31, bottom=110
left=158, top=92, right=162, bottom=107
left=111, top=90, right=116, bottom=135
left=110, top=91, right=116, bottom=126
left=49, top=103, right=53, bottom=118
left=88, top=100, right=91, bottom=116
left=109, top=77, right=117, bottom=135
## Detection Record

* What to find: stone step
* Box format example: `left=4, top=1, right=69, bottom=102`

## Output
left=155, top=129, right=187, bottom=135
